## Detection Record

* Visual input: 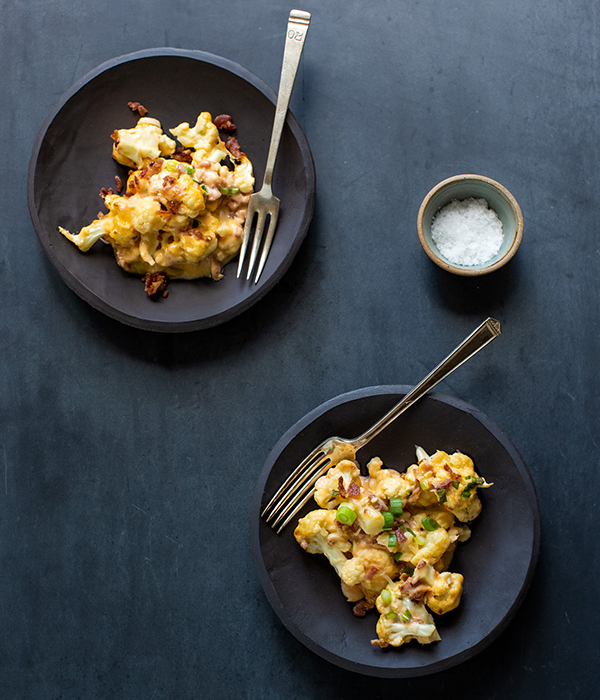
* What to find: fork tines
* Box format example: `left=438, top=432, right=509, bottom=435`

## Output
left=237, top=196, right=280, bottom=284
left=262, top=450, right=331, bottom=532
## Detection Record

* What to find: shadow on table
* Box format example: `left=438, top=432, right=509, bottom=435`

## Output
left=50, top=207, right=320, bottom=369
left=425, top=254, right=522, bottom=318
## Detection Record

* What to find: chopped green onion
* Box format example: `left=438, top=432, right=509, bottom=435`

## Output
left=220, top=186, right=240, bottom=195
left=406, top=528, right=426, bottom=545
left=437, top=488, right=447, bottom=504
left=393, top=553, right=403, bottom=561
left=404, top=567, right=415, bottom=576
left=382, top=511, right=394, bottom=530
left=389, top=498, right=403, bottom=516
left=422, top=517, right=439, bottom=531
left=336, top=504, right=356, bottom=526
left=165, top=160, right=178, bottom=172
left=419, top=479, right=430, bottom=490
left=191, top=177, right=208, bottom=190
left=472, top=477, right=484, bottom=485
left=402, top=609, right=412, bottom=622
left=329, top=490, right=338, bottom=497
left=385, top=611, right=397, bottom=620
left=185, top=166, right=195, bottom=175
left=380, top=589, right=392, bottom=605
left=461, top=482, right=477, bottom=498
left=388, top=533, right=397, bottom=548
left=452, top=480, right=460, bottom=489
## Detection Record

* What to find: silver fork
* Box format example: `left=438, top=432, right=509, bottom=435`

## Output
left=237, top=9, right=311, bottom=284
left=262, top=317, right=502, bottom=532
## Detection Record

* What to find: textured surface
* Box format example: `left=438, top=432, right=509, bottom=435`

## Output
left=1, top=0, right=598, bottom=697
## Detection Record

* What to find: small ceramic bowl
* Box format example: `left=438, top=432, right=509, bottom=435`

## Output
left=417, top=174, right=523, bottom=276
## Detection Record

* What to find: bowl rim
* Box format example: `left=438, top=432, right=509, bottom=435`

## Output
left=416, top=174, right=524, bottom=277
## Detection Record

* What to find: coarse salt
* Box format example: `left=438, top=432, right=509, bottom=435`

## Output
left=430, top=198, right=504, bottom=266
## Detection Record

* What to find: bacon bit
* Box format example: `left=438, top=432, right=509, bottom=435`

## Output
left=127, top=101, right=148, bottom=116
left=366, top=567, right=378, bottom=581
left=171, top=146, right=193, bottom=163
left=416, top=560, right=427, bottom=570
left=432, top=477, right=453, bottom=491
left=147, top=160, right=163, bottom=176
left=143, top=271, right=169, bottom=297
left=352, top=600, right=373, bottom=617
left=395, top=528, right=407, bottom=543
left=400, top=574, right=431, bottom=603
left=366, top=494, right=386, bottom=511
left=162, top=175, right=176, bottom=187
left=114, top=175, right=123, bottom=193
left=407, top=484, right=422, bottom=504
left=99, top=187, right=114, bottom=199
left=347, top=481, right=360, bottom=497
left=214, top=114, right=237, bottom=130
left=443, top=464, right=459, bottom=479
left=126, top=175, right=140, bottom=196
left=110, top=129, right=120, bottom=143
left=162, top=289, right=169, bottom=298
left=210, top=256, right=223, bottom=281
left=337, top=477, right=347, bottom=499
left=225, top=136, right=244, bottom=159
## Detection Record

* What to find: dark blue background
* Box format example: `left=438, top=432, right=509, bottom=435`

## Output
left=2, top=0, right=597, bottom=697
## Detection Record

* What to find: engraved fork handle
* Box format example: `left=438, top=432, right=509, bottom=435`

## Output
left=262, top=10, right=311, bottom=189
left=354, top=318, right=502, bottom=448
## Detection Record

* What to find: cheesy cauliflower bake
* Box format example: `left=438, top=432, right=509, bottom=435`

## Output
left=58, top=110, right=254, bottom=295
left=294, top=447, right=491, bottom=649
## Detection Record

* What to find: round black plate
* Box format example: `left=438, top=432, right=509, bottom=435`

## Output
left=28, top=48, right=316, bottom=332
left=250, top=386, right=540, bottom=678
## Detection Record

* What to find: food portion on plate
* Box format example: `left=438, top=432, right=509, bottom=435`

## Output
left=294, top=447, right=491, bottom=649
left=58, top=106, right=254, bottom=296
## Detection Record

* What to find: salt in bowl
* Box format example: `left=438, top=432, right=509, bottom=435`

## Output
left=417, top=174, right=523, bottom=276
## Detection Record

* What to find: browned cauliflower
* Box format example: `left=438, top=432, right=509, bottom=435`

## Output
left=371, top=580, right=440, bottom=648
left=294, top=446, right=489, bottom=651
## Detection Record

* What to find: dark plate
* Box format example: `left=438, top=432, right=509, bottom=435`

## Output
left=27, top=48, right=316, bottom=332
left=250, top=386, right=540, bottom=678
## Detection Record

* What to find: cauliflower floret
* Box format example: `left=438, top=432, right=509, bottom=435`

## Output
left=172, top=113, right=228, bottom=162
left=58, top=220, right=107, bottom=252
left=347, top=544, right=399, bottom=602
left=433, top=541, right=457, bottom=572
left=339, top=557, right=365, bottom=587
left=426, top=571, right=463, bottom=615
left=294, top=510, right=352, bottom=576
left=404, top=450, right=492, bottom=522
left=314, top=461, right=387, bottom=535
left=409, top=527, right=451, bottom=567
left=365, top=457, right=411, bottom=501
left=371, top=581, right=441, bottom=648
left=232, top=154, right=255, bottom=194
left=58, top=193, right=162, bottom=252
left=112, top=117, right=176, bottom=168
left=105, top=194, right=163, bottom=238
left=314, top=460, right=362, bottom=510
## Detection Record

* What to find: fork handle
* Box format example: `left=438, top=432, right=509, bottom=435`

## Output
left=354, top=318, right=502, bottom=448
left=262, top=10, right=311, bottom=189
